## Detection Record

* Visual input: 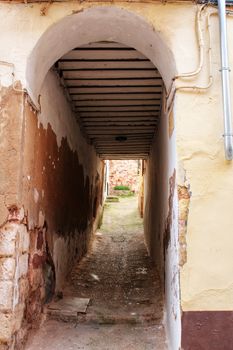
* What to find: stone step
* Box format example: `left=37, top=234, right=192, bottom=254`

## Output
left=46, top=307, right=162, bottom=326
left=105, top=196, right=119, bottom=202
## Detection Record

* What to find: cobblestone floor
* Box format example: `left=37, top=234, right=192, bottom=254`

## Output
left=25, top=196, right=167, bottom=350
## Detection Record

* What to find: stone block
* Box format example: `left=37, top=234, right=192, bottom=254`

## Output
left=29, top=268, right=42, bottom=291
left=29, top=229, right=37, bottom=253
left=0, top=312, right=13, bottom=343
left=18, top=225, right=29, bottom=254
left=0, top=196, right=8, bottom=229
left=0, top=223, right=18, bottom=257
left=18, top=254, right=28, bottom=278
left=7, top=206, right=24, bottom=223
left=0, top=343, right=8, bottom=350
left=12, top=303, right=25, bottom=332
left=18, top=277, right=29, bottom=304
left=0, top=281, right=13, bottom=311
left=0, top=258, right=15, bottom=281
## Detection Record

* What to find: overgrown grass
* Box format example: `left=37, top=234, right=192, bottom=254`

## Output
left=114, top=185, right=130, bottom=191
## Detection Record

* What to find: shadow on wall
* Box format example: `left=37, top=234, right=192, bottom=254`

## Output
left=21, top=101, right=104, bottom=341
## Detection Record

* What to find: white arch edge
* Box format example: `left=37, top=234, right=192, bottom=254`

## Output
left=26, top=5, right=177, bottom=107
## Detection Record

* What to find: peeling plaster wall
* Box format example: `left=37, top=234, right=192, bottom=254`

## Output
left=0, top=70, right=104, bottom=348
left=0, top=85, right=29, bottom=349
left=21, top=68, right=104, bottom=303
left=164, top=108, right=181, bottom=350
left=0, top=85, right=24, bottom=224
left=177, top=87, right=233, bottom=312
left=143, top=98, right=180, bottom=349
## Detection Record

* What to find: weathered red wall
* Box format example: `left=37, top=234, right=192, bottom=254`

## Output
left=21, top=94, right=104, bottom=334
left=0, top=76, right=104, bottom=349
left=181, top=311, right=233, bottom=350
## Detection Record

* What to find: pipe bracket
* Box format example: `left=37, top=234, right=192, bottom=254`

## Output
left=219, top=67, right=231, bottom=71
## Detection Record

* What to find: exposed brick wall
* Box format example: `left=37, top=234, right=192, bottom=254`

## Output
left=0, top=84, right=29, bottom=350
left=0, top=214, right=29, bottom=349
left=109, top=160, right=141, bottom=195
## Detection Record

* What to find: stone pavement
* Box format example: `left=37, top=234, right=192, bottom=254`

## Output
left=25, top=196, right=167, bottom=350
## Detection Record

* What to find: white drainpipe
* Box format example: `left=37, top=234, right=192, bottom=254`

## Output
left=218, top=0, right=233, bottom=160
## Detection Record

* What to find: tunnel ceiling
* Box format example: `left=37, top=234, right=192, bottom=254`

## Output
left=56, top=42, right=163, bottom=159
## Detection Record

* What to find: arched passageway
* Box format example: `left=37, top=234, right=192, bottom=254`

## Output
left=26, top=6, right=176, bottom=106
left=2, top=6, right=180, bottom=350
left=50, top=41, right=163, bottom=159
left=2, top=3, right=233, bottom=350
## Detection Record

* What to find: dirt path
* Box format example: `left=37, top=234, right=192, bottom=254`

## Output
left=25, top=196, right=167, bottom=350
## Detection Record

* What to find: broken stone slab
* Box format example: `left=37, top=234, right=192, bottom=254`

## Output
left=47, top=297, right=90, bottom=315
left=48, top=309, right=78, bottom=319
left=105, top=196, right=119, bottom=202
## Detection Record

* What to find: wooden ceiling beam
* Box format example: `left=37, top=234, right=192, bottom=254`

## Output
left=65, top=78, right=162, bottom=87
left=75, top=99, right=160, bottom=107
left=83, top=124, right=157, bottom=129
left=69, top=86, right=162, bottom=94
left=77, top=113, right=159, bottom=119
left=94, top=141, right=152, bottom=146
left=56, top=42, right=163, bottom=156
left=91, top=134, right=154, bottom=139
left=86, top=131, right=155, bottom=135
left=63, top=70, right=161, bottom=79
left=80, top=117, right=158, bottom=122
left=72, top=93, right=162, bottom=100
left=59, top=61, right=154, bottom=70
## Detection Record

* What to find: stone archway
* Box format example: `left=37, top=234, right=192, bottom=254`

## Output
left=20, top=6, right=179, bottom=349
left=25, top=6, right=180, bottom=349
left=26, top=6, right=176, bottom=106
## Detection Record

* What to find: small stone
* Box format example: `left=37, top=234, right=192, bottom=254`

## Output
left=0, top=258, right=15, bottom=281
left=0, top=312, right=13, bottom=343
left=29, top=268, right=43, bottom=291
left=18, top=254, right=28, bottom=278
left=18, top=225, right=29, bottom=254
left=0, top=281, right=13, bottom=311
left=7, top=206, right=25, bottom=223
left=12, top=303, right=25, bottom=332
left=38, top=211, right=45, bottom=228
left=0, top=223, right=17, bottom=256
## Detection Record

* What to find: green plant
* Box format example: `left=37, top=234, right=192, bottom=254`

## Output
left=114, top=185, right=130, bottom=191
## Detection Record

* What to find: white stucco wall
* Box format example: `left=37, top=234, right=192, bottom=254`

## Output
left=144, top=97, right=180, bottom=349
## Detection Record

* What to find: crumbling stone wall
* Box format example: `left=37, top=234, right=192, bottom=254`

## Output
left=0, top=220, right=29, bottom=350
left=109, top=160, right=140, bottom=195
left=20, top=71, right=104, bottom=340
left=0, top=71, right=104, bottom=349
left=0, top=84, right=28, bottom=349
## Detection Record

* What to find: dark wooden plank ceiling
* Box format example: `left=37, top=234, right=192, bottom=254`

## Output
left=56, top=42, right=163, bottom=159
